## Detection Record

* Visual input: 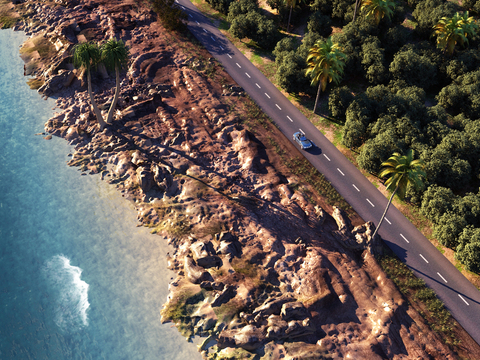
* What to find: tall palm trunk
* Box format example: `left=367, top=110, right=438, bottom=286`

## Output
left=371, top=183, right=399, bottom=240
left=106, top=65, right=120, bottom=125
left=313, top=84, right=322, bottom=114
left=287, top=6, right=293, bottom=33
left=87, top=70, right=106, bottom=130
left=353, top=0, right=360, bottom=22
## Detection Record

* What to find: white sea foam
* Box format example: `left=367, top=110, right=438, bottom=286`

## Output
left=43, top=255, right=90, bottom=331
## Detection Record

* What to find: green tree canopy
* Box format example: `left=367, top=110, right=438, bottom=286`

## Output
left=456, top=226, right=480, bottom=273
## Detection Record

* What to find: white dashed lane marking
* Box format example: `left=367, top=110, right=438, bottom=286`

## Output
left=245, top=72, right=251, bottom=78
left=196, top=21, right=199, bottom=25
left=236, top=63, right=241, bottom=68
left=189, top=14, right=193, bottom=17
left=265, top=93, right=271, bottom=99
left=203, top=28, right=207, bottom=33
left=437, top=272, right=448, bottom=283
left=366, top=199, right=375, bottom=207
left=352, top=184, right=360, bottom=192
left=385, top=217, right=391, bottom=225
left=287, top=115, right=293, bottom=122
left=337, top=168, right=345, bottom=176
left=400, top=234, right=409, bottom=243
left=211, top=36, right=216, bottom=41
left=420, top=254, right=429, bottom=263
left=219, top=45, right=224, bottom=50
left=459, top=294, right=470, bottom=305
left=323, top=154, right=331, bottom=161
left=275, top=104, right=282, bottom=110
left=227, top=54, right=232, bottom=59
left=181, top=5, right=185, bottom=9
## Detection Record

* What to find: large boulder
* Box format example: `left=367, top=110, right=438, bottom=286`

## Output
left=152, top=163, right=173, bottom=192
left=218, top=325, right=266, bottom=351
left=281, top=302, right=310, bottom=321
left=136, top=166, right=154, bottom=193
left=191, top=240, right=222, bottom=268
left=184, top=256, right=213, bottom=284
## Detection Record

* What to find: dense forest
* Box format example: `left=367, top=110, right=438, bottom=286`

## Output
left=182, top=0, right=480, bottom=273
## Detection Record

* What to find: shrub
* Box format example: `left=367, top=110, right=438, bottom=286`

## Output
left=456, top=226, right=480, bottom=273
left=329, top=86, right=355, bottom=121
left=412, top=0, right=459, bottom=39
left=206, top=0, right=235, bottom=14
left=307, top=11, right=333, bottom=37
left=357, top=130, right=399, bottom=173
left=389, top=49, right=437, bottom=90
left=433, top=212, right=467, bottom=248
left=361, top=36, right=389, bottom=84
left=420, top=185, right=455, bottom=223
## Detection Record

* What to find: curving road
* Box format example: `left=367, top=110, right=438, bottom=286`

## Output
left=175, top=0, right=480, bottom=344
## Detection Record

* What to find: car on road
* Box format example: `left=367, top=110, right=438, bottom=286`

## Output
left=293, top=132, right=313, bottom=150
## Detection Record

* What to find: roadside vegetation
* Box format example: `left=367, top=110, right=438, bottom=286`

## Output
left=161, top=0, right=480, bottom=279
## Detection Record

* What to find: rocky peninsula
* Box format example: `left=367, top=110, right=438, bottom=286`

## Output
left=7, top=0, right=471, bottom=358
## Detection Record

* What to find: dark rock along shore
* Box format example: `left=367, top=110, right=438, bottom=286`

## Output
left=11, top=0, right=458, bottom=358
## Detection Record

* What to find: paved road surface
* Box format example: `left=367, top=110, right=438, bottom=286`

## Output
left=175, top=0, right=480, bottom=344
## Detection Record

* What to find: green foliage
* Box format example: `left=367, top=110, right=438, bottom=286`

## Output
left=328, top=86, right=355, bottom=121
left=150, top=0, right=187, bottom=31
left=436, top=70, right=480, bottom=118
left=412, top=0, right=459, bottom=39
left=378, top=148, right=426, bottom=199
left=361, top=0, right=396, bottom=25
left=433, top=11, right=479, bottom=55
left=306, top=37, right=347, bottom=91
left=462, top=0, right=480, bottom=14
left=433, top=212, right=467, bottom=248
left=309, top=0, right=356, bottom=22
left=206, top=0, right=235, bottom=14
left=227, top=0, right=259, bottom=21
left=275, top=51, right=311, bottom=94
left=389, top=48, right=437, bottom=89
left=306, top=37, right=347, bottom=112
left=420, top=185, right=455, bottom=223
left=342, top=94, right=374, bottom=148
left=357, top=130, right=398, bottom=173
left=361, top=36, right=389, bottom=84
left=381, top=25, right=412, bottom=56
left=456, top=226, right=480, bottom=273
left=228, top=1, right=281, bottom=50
left=307, top=11, right=333, bottom=37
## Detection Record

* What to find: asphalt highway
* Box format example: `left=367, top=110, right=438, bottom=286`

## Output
left=175, top=0, right=480, bottom=344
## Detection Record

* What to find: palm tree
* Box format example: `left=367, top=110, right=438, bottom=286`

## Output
left=371, top=149, right=426, bottom=240
left=433, top=12, right=478, bottom=56
left=284, top=0, right=302, bottom=33
left=101, top=38, right=129, bottom=125
left=306, top=37, right=346, bottom=114
left=361, top=0, right=396, bottom=25
left=73, top=41, right=106, bottom=130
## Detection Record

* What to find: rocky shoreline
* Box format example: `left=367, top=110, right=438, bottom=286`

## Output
left=11, top=0, right=458, bottom=358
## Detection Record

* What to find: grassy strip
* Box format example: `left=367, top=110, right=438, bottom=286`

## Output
left=238, top=95, right=354, bottom=215
left=380, top=255, right=460, bottom=346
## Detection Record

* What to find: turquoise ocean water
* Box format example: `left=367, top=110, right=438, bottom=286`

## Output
left=0, top=30, right=201, bottom=360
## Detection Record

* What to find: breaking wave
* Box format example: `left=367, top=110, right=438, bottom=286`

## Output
left=43, top=255, right=90, bottom=331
